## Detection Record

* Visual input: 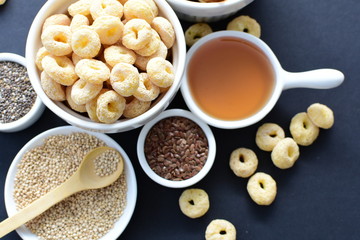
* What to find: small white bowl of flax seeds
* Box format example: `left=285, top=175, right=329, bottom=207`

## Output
left=137, top=109, right=216, bottom=188
left=0, top=53, right=45, bottom=132
left=4, top=126, right=137, bottom=239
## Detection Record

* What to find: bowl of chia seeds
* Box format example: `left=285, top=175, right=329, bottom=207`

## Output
left=137, top=109, right=216, bottom=188
left=4, top=126, right=137, bottom=240
left=0, top=53, right=45, bottom=133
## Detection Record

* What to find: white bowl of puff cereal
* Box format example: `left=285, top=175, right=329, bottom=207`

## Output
left=4, top=126, right=137, bottom=239
left=25, top=0, right=186, bottom=133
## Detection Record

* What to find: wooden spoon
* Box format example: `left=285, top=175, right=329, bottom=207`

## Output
left=0, top=146, right=124, bottom=237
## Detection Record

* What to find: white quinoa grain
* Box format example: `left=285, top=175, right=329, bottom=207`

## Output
left=13, top=132, right=127, bottom=240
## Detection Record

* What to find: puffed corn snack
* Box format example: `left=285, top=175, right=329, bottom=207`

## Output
left=290, top=112, right=319, bottom=146
left=179, top=188, right=210, bottom=219
left=271, top=138, right=300, bottom=169
left=205, top=219, right=236, bottom=240
left=36, top=0, right=176, bottom=123
left=227, top=15, right=261, bottom=38
left=185, top=23, right=212, bottom=47
left=247, top=172, right=277, bottom=205
left=229, top=148, right=258, bottom=178
left=256, top=123, right=285, bottom=151
left=307, top=103, right=334, bottom=129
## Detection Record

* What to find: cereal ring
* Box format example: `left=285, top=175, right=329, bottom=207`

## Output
left=41, top=25, right=73, bottom=56
left=271, top=138, right=300, bottom=169
left=227, top=15, right=261, bottom=38
left=104, top=44, right=136, bottom=67
left=134, top=29, right=161, bottom=57
left=42, top=14, right=71, bottom=32
left=185, top=23, right=212, bottom=47
left=110, top=62, right=139, bottom=97
left=229, top=148, right=258, bottom=178
left=123, top=0, right=158, bottom=23
left=42, top=55, right=78, bottom=86
left=68, top=0, right=93, bottom=17
left=134, top=40, right=167, bottom=71
left=70, top=14, right=90, bottom=32
left=66, top=85, right=87, bottom=113
left=255, top=123, right=285, bottom=151
left=71, top=52, right=83, bottom=66
left=90, top=0, right=123, bottom=20
left=122, top=19, right=152, bottom=50
left=123, top=97, right=151, bottom=118
left=71, top=27, right=101, bottom=58
left=247, top=172, right=277, bottom=205
left=151, top=16, right=175, bottom=49
left=85, top=89, right=109, bottom=122
left=146, top=57, right=174, bottom=88
left=179, top=189, right=210, bottom=219
left=133, top=73, right=160, bottom=101
left=205, top=219, right=236, bottom=240
left=35, top=47, right=51, bottom=71
left=71, top=79, right=103, bottom=105
left=92, top=15, right=124, bottom=45
left=40, top=71, right=66, bottom=101
left=96, top=90, right=126, bottom=123
left=307, top=103, right=334, bottom=129
left=290, top=112, right=320, bottom=146
left=75, top=59, right=110, bottom=84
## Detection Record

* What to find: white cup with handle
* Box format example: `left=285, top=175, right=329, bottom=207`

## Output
left=180, top=31, right=344, bottom=129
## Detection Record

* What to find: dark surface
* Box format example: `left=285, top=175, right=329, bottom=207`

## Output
left=0, top=0, right=359, bottom=239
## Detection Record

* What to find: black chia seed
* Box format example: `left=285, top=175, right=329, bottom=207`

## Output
left=0, top=61, right=37, bottom=123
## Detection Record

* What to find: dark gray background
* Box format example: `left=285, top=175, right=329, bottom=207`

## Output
left=1, top=0, right=359, bottom=239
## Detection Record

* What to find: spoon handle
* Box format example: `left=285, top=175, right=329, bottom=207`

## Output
left=0, top=174, right=82, bottom=238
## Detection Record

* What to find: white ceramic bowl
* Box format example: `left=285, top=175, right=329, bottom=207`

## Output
left=137, top=109, right=216, bottom=188
left=25, top=0, right=186, bottom=133
left=4, top=126, right=137, bottom=240
left=0, top=53, right=45, bottom=133
left=166, top=0, right=254, bottom=22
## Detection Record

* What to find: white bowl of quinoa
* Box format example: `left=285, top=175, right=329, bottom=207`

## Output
left=4, top=126, right=137, bottom=240
left=0, top=53, right=45, bottom=133
left=137, top=108, right=216, bottom=188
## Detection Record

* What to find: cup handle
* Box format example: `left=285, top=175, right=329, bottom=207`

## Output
left=282, top=69, right=344, bottom=90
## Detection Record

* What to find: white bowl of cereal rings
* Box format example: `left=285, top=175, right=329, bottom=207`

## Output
left=137, top=108, right=216, bottom=188
left=25, top=0, right=186, bottom=133
left=4, top=125, right=137, bottom=239
left=0, top=53, right=45, bottom=133
left=166, top=0, right=254, bottom=22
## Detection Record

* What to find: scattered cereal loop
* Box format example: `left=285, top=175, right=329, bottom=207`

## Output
left=71, top=79, right=103, bottom=105
left=151, top=16, right=175, bottom=49
left=90, top=0, right=123, bottom=20
left=92, top=15, right=124, bottom=45
left=123, top=97, right=151, bottom=118
left=75, top=59, right=110, bottom=84
left=229, top=148, right=258, bottom=178
left=185, top=23, right=212, bottom=47
left=40, top=71, right=66, bottom=101
left=271, top=138, right=300, bottom=169
left=110, top=62, right=139, bottom=97
left=255, top=123, right=285, bottom=151
left=146, top=57, right=174, bottom=88
left=96, top=90, right=126, bottom=123
left=205, top=219, right=236, bottom=240
left=179, top=189, right=210, bottom=219
left=42, top=55, right=78, bottom=86
left=41, top=25, right=73, bottom=56
left=290, top=112, right=319, bottom=146
left=122, top=18, right=152, bottom=50
left=307, top=103, right=334, bottom=129
left=71, top=27, right=101, bottom=58
left=247, top=172, right=277, bottom=205
left=227, top=15, right=261, bottom=38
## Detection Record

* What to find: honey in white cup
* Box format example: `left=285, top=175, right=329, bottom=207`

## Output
left=181, top=31, right=344, bottom=129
